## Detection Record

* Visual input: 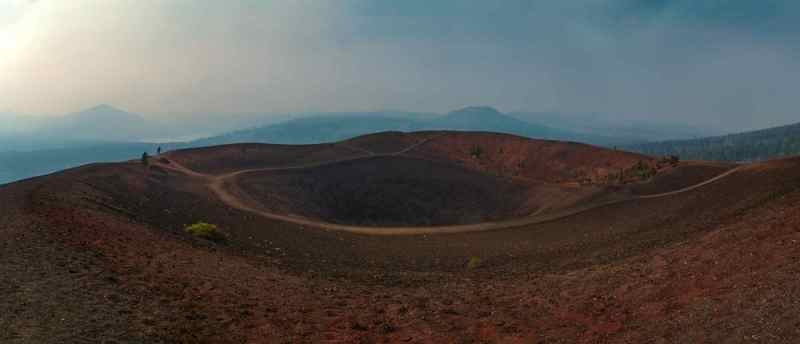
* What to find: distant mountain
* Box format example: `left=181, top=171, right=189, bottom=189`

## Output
left=511, top=111, right=717, bottom=143
left=191, top=113, right=424, bottom=146
left=423, top=106, right=567, bottom=139
left=0, top=105, right=166, bottom=184
left=1, top=106, right=145, bottom=152
left=626, top=121, right=800, bottom=162
left=39, top=105, right=149, bottom=141
left=192, top=106, right=624, bottom=147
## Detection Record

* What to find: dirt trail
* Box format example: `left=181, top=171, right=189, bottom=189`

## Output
left=217, top=134, right=443, bottom=179
left=338, top=144, right=376, bottom=156
left=156, top=137, right=745, bottom=235
left=638, top=165, right=743, bottom=198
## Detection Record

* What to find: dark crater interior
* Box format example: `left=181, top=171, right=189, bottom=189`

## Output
left=236, top=156, right=536, bottom=226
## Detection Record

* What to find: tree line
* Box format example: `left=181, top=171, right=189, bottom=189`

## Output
left=627, top=122, right=800, bottom=162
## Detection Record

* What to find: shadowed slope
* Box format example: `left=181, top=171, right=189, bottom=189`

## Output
left=236, top=156, right=538, bottom=226
left=165, top=142, right=364, bottom=174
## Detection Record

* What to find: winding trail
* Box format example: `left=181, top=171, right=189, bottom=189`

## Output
left=637, top=165, right=743, bottom=199
left=156, top=136, right=745, bottom=236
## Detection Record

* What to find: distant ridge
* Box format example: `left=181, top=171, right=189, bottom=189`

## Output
left=425, top=106, right=567, bottom=139
left=66, top=104, right=145, bottom=123
left=627, top=121, right=800, bottom=161
left=190, top=106, right=622, bottom=147
left=41, top=105, right=148, bottom=141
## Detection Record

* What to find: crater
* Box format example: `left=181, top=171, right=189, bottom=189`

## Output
left=235, top=156, right=540, bottom=226
left=174, top=132, right=667, bottom=228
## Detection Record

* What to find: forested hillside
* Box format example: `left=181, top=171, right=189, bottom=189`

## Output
left=628, top=122, right=800, bottom=162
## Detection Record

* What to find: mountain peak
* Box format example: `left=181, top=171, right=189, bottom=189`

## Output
left=70, top=104, right=144, bottom=123
left=82, top=104, right=128, bottom=114
left=449, top=106, right=502, bottom=116
left=44, top=104, right=149, bottom=141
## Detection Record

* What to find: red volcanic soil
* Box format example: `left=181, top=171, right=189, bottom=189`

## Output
left=343, top=131, right=442, bottom=155
left=3, top=131, right=800, bottom=343
left=402, top=131, right=656, bottom=184
left=625, top=160, right=736, bottom=196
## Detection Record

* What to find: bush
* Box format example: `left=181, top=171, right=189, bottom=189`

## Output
left=467, top=256, right=482, bottom=270
left=626, top=160, right=657, bottom=181
left=184, top=222, right=225, bottom=242
left=668, top=155, right=680, bottom=166
left=470, top=145, right=484, bottom=158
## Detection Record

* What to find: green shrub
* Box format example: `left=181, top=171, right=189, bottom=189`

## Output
left=470, top=145, right=484, bottom=158
left=467, top=256, right=482, bottom=270
left=184, top=222, right=225, bottom=242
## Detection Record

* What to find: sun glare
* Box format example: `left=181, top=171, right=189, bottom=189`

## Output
left=0, top=1, right=41, bottom=70
left=0, top=27, right=15, bottom=52
left=0, top=2, right=25, bottom=68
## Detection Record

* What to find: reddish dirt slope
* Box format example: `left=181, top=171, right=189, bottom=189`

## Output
left=3, top=133, right=800, bottom=342
left=403, top=131, right=657, bottom=184
left=343, top=131, right=442, bottom=154
left=626, top=161, right=736, bottom=196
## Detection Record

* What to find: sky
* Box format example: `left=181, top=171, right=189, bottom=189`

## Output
left=0, top=0, right=799, bottom=132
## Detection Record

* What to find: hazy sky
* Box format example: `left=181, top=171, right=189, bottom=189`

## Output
left=1, top=0, right=798, bottom=131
